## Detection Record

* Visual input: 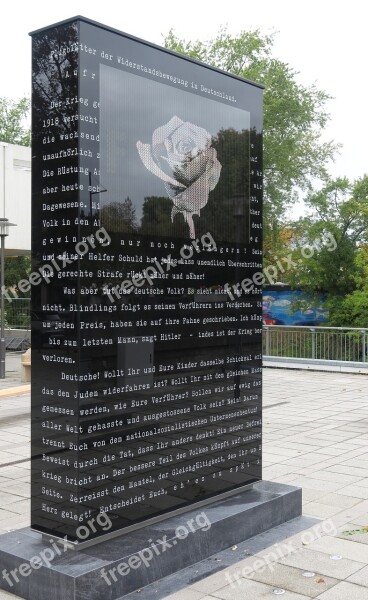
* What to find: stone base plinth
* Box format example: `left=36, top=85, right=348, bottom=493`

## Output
left=0, top=481, right=302, bottom=600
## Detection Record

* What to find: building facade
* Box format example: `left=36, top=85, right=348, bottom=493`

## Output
left=0, top=142, right=31, bottom=255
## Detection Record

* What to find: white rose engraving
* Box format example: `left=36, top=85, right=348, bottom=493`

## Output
left=137, top=116, right=221, bottom=239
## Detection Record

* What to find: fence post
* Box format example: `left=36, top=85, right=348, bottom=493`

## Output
left=311, top=328, right=316, bottom=359
left=362, top=330, right=367, bottom=363
left=265, top=326, right=270, bottom=356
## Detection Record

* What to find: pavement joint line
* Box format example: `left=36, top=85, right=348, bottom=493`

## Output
left=0, top=457, right=30, bottom=468
left=0, top=412, right=30, bottom=424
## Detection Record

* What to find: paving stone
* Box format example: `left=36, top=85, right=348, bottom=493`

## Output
left=285, top=478, right=345, bottom=493
left=307, top=536, right=368, bottom=562
left=337, top=485, right=368, bottom=499
left=281, top=443, right=323, bottom=453
left=336, top=525, right=368, bottom=545
left=210, top=577, right=311, bottom=599
left=263, top=465, right=298, bottom=477
left=315, top=494, right=362, bottom=509
left=306, top=471, right=362, bottom=485
left=191, top=570, right=236, bottom=594
left=247, top=562, right=338, bottom=597
left=280, top=547, right=365, bottom=578
left=163, top=590, right=204, bottom=600
left=302, top=490, right=325, bottom=502
left=1, top=483, right=29, bottom=497
left=6, top=499, right=30, bottom=514
left=197, top=597, right=225, bottom=600
left=347, top=564, right=368, bottom=586
left=302, top=502, right=344, bottom=519
left=315, top=580, right=368, bottom=599
left=281, top=456, right=332, bottom=468
left=0, top=590, right=23, bottom=599
left=271, top=474, right=301, bottom=484
left=349, top=478, right=368, bottom=489
left=0, top=467, right=29, bottom=480
left=0, top=508, right=20, bottom=522
left=0, top=492, right=27, bottom=507
left=339, top=515, right=368, bottom=527
left=195, top=597, right=225, bottom=600
left=326, top=465, right=368, bottom=477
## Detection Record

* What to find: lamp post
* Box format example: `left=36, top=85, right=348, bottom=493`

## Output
left=0, top=218, right=16, bottom=379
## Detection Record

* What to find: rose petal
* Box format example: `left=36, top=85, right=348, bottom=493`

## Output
left=163, top=137, right=174, bottom=156
left=170, top=122, right=211, bottom=154
left=172, top=152, right=209, bottom=186
left=185, top=213, right=196, bottom=239
left=152, top=116, right=183, bottom=150
left=169, top=148, right=220, bottom=189
left=208, top=157, right=222, bottom=191
left=139, top=117, right=222, bottom=241
left=136, top=141, right=185, bottom=188
left=172, top=170, right=210, bottom=215
left=171, top=148, right=221, bottom=218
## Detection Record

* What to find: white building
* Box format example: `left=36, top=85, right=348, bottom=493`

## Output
left=0, top=142, right=31, bottom=256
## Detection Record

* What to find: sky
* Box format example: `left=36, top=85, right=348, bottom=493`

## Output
left=1, top=0, right=367, bottom=184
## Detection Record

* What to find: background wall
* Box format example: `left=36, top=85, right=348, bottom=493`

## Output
left=0, top=142, right=31, bottom=255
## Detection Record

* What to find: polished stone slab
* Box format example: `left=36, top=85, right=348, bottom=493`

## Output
left=0, top=480, right=301, bottom=600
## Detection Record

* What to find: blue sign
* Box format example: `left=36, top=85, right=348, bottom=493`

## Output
left=263, top=289, right=329, bottom=326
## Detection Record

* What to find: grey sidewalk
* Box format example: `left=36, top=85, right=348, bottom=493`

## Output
left=0, top=352, right=29, bottom=393
left=0, top=369, right=368, bottom=599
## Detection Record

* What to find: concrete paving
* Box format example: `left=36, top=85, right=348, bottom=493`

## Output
left=0, top=366, right=367, bottom=599
left=0, top=353, right=29, bottom=395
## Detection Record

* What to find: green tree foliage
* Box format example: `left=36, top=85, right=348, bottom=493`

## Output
left=5, top=256, right=31, bottom=297
left=100, top=197, right=138, bottom=233
left=284, top=176, right=368, bottom=325
left=0, top=97, right=31, bottom=146
left=164, top=29, right=338, bottom=235
left=140, top=196, right=188, bottom=237
left=328, top=245, right=368, bottom=327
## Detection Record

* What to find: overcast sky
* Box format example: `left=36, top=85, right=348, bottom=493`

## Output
left=2, top=0, right=366, bottom=183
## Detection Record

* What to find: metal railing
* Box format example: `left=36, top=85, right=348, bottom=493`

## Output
left=263, top=325, right=368, bottom=364
left=3, top=301, right=368, bottom=363
left=5, top=298, right=30, bottom=329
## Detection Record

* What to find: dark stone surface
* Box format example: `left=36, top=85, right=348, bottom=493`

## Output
left=0, top=481, right=302, bottom=600
left=122, top=514, right=318, bottom=600
left=30, top=15, right=264, bottom=544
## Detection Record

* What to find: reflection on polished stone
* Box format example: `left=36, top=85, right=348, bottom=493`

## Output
left=31, top=16, right=263, bottom=543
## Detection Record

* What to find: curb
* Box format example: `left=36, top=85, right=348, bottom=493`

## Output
left=262, top=356, right=368, bottom=375
left=0, top=384, right=30, bottom=397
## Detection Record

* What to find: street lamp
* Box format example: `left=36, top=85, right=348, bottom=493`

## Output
left=0, top=218, right=17, bottom=379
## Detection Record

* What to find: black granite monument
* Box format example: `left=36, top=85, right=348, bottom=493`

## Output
left=31, top=15, right=264, bottom=544
left=0, top=17, right=302, bottom=600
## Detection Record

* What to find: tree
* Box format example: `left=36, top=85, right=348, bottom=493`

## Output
left=100, top=197, right=138, bottom=233
left=4, top=256, right=31, bottom=297
left=0, top=96, right=31, bottom=146
left=327, top=245, right=368, bottom=327
left=164, top=29, right=339, bottom=239
left=280, top=176, right=368, bottom=326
